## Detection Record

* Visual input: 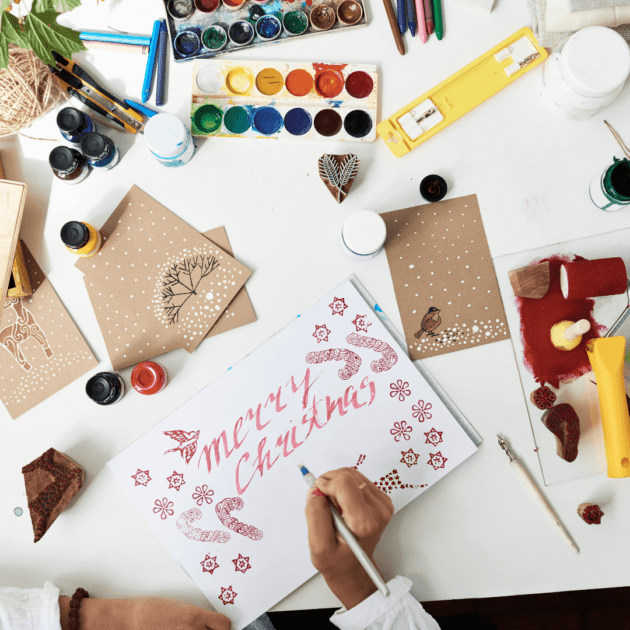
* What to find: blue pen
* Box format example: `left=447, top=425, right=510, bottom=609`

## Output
left=406, top=0, right=417, bottom=36
left=156, top=20, right=167, bottom=107
left=396, top=0, right=407, bottom=34
left=142, top=20, right=162, bottom=103
left=124, top=99, right=158, bottom=118
left=80, top=31, right=152, bottom=46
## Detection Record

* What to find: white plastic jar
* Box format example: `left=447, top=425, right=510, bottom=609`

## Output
left=341, top=211, right=387, bottom=260
left=144, top=113, right=195, bottom=167
left=539, top=26, right=630, bottom=120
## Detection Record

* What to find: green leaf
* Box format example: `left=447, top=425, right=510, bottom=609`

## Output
left=1, top=11, right=32, bottom=50
left=0, top=31, right=9, bottom=69
left=32, top=0, right=82, bottom=13
left=24, top=9, right=84, bottom=67
left=0, top=1, right=11, bottom=13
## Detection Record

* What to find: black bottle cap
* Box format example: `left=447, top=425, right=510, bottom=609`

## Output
left=420, top=175, right=448, bottom=202
left=49, top=146, right=80, bottom=172
left=61, top=221, right=90, bottom=249
left=81, top=132, right=109, bottom=160
left=86, top=372, right=120, bottom=404
left=57, top=107, right=85, bottom=134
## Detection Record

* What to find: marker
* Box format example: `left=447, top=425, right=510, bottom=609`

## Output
left=300, top=463, right=390, bottom=598
left=142, top=20, right=162, bottom=103
left=156, top=20, right=168, bottom=106
left=79, top=31, right=152, bottom=45
left=124, top=99, right=159, bottom=118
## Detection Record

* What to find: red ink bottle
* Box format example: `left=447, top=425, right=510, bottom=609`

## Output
left=131, top=361, right=168, bottom=395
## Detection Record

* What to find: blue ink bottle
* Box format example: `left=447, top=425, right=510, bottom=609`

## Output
left=56, top=107, right=97, bottom=146
left=80, top=132, right=120, bottom=170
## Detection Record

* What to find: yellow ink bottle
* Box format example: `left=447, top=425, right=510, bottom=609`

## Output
left=61, top=221, right=102, bottom=258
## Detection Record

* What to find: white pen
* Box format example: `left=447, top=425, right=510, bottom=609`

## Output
left=300, top=463, right=390, bottom=597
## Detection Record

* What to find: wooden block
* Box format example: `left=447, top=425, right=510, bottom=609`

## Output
left=0, top=180, right=28, bottom=307
left=7, top=240, right=32, bottom=299
left=541, top=403, right=580, bottom=462
left=577, top=502, right=604, bottom=524
left=508, top=261, right=550, bottom=299
left=318, top=154, right=360, bottom=204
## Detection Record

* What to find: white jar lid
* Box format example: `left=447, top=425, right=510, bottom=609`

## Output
left=560, top=26, right=630, bottom=97
left=145, top=113, right=189, bottom=158
left=342, top=211, right=387, bottom=255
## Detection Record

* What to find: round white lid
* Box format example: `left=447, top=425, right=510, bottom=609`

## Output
left=196, top=66, right=223, bottom=95
left=342, top=211, right=387, bottom=255
left=560, top=26, right=630, bottom=97
left=144, top=114, right=188, bottom=157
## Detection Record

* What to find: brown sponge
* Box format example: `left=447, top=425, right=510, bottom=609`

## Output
left=577, top=503, right=604, bottom=524
left=22, top=448, right=84, bottom=543
left=541, top=403, right=580, bottom=462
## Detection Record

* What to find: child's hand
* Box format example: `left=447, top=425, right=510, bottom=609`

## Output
left=304, top=467, right=394, bottom=610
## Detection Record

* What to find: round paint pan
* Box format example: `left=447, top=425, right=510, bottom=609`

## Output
left=344, top=109, right=372, bottom=138
left=284, top=108, right=312, bottom=136
left=256, top=68, right=284, bottom=95
left=193, top=104, right=223, bottom=134
left=285, top=68, right=313, bottom=97
left=228, top=20, right=255, bottom=46
left=249, top=4, right=265, bottom=19
left=253, top=107, right=284, bottom=135
left=337, top=0, right=363, bottom=25
left=314, top=109, right=342, bottom=137
left=251, top=0, right=270, bottom=4
left=196, top=65, right=224, bottom=93
left=195, top=0, right=219, bottom=12
left=167, top=0, right=194, bottom=19
left=226, top=66, right=255, bottom=94
left=223, top=0, right=248, bottom=10
left=202, top=25, right=228, bottom=51
left=345, top=70, right=374, bottom=99
left=256, top=15, right=281, bottom=41
left=315, top=69, right=345, bottom=98
left=224, top=106, right=252, bottom=134
left=174, top=29, right=201, bottom=57
left=309, top=4, right=336, bottom=30
left=283, top=10, right=309, bottom=36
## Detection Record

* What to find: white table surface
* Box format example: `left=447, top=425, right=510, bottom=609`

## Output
left=3, top=0, right=630, bottom=615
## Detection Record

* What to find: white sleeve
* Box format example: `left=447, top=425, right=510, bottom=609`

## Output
left=0, top=582, right=62, bottom=630
left=329, top=576, right=441, bottom=630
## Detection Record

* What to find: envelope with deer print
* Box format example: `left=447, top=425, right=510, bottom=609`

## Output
left=107, top=276, right=478, bottom=630
left=0, top=243, right=97, bottom=419
left=76, top=186, right=252, bottom=353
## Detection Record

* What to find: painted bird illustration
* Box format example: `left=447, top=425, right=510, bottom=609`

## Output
left=414, top=307, right=441, bottom=339
left=163, top=430, right=200, bottom=465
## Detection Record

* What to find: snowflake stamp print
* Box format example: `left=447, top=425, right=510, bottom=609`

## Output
left=352, top=314, right=372, bottom=333
left=428, top=452, right=448, bottom=470
left=412, top=400, right=433, bottom=422
left=167, top=471, right=185, bottom=491
left=329, top=297, right=348, bottom=316
left=400, top=448, right=420, bottom=468
left=391, top=421, right=412, bottom=442
left=132, top=469, right=151, bottom=486
left=425, top=428, right=443, bottom=447
left=219, top=586, right=237, bottom=606
left=200, top=555, right=220, bottom=575
left=192, top=484, right=214, bottom=506
left=389, top=380, right=411, bottom=401
left=232, top=554, right=252, bottom=574
left=313, top=324, right=331, bottom=344
left=163, top=430, right=200, bottom=464
left=153, top=498, right=174, bottom=520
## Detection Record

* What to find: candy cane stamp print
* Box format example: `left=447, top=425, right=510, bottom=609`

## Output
left=215, top=497, right=264, bottom=540
left=346, top=334, right=398, bottom=373
left=305, top=348, right=361, bottom=380
left=177, top=508, right=230, bottom=543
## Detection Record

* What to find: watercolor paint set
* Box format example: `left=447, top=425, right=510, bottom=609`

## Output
left=191, top=59, right=378, bottom=142
left=163, top=0, right=368, bottom=62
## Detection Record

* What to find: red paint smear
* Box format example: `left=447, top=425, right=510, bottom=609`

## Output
left=312, top=63, right=348, bottom=76
left=517, top=255, right=606, bottom=388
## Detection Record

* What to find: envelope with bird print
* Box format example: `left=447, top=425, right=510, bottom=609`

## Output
left=76, top=186, right=252, bottom=354
left=382, top=194, right=509, bottom=360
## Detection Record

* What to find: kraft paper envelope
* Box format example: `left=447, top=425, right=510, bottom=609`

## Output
left=83, top=226, right=257, bottom=370
left=0, top=243, right=97, bottom=419
left=77, top=186, right=252, bottom=353
left=382, top=194, right=509, bottom=360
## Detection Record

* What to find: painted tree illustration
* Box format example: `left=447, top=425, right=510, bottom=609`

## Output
left=161, top=255, right=220, bottom=324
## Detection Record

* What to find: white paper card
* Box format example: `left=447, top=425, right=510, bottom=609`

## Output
left=108, top=278, right=478, bottom=629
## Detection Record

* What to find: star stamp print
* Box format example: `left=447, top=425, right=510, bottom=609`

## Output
left=232, top=553, right=252, bottom=574
left=313, top=324, right=331, bottom=344
left=167, top=471, right=185, bottom=491
left=400, top=448, right=420, bottom=468
left=428, top=452, right=448, bottom=470
left=425, top=428, right=443, bottom=447
left=200, top=555, right=220, bottom=575
left=374, top=469, right=422, bottom=494
left=219, top=586, right=237, bottom=606
left=132, top=469, right=151, bottom=486
left=329, top=297, right=348, bottom=316
left=352, top=314, right=372, bottom=333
